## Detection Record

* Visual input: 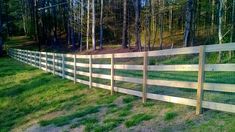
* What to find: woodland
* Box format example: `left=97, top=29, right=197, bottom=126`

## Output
left=0, top=0, right=235, bottom=54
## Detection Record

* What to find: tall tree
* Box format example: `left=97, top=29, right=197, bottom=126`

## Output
left=99, top=0, right=103, bottom=49
left=0, top=0, right=3, bottom=56
left=52, top=0, right=58, bottom=47
left=184, top=0, right=194, bottom=47
left=218, top=0, right=223, bottom=62
left=231, top=0, right=235, bottom=42
left=92, top=0, right=96, bottom=50
left=86, top=0, right=90, bottom=50
left=159, top=0, right=164, bottom=50
left=80, top=0, right=84, bottom=51
left=133, top=0, right=141, bottom=51
left=169, top=1, right=174, bottom=48
left=122, top=0, right=128, bottom=48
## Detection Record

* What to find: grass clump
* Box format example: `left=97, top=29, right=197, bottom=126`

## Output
left=143, top=101, right=155, bottom=107
left=94, top=118, right=124, bottom=132
left=164, top=112, right=178, bottom=121
left=125, top=113, right=153, bottom=128
left=96, top=94, right=119, bottom=105
left=123, top=96, right=137, bottom=104
left=40, top=106, right=100, bottom=126
left=117, top=104, right=133, bottom=117
left=70, top=117, right=98, bottom=129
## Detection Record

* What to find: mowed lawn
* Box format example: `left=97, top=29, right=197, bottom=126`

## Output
left=0, top=56, right=235, bottom=132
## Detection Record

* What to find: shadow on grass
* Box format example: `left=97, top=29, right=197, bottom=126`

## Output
left=0, top=57, right=90, bottom=132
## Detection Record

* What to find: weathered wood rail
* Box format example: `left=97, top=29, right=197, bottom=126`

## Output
left=8, top=43, right=235, bottom=114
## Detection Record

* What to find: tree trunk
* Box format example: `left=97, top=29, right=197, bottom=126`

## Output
left=0, top=0, right=3, bottom=56
left=80, top=0, right=84, bottom=51
left=159, top=0, right=163, bottom=50
left=211, top=0, right=215, bottom=40
left=86, top=0, right=90, bottom=50
left=147, top=0, right=151, bottom=51
left=184, top=0, right=193, bottom=47
left=99, top=0, right=103, bottom=49
left=71, top=0, right=76, bottom=50
left=231, top=0, right=235, bottom=42
left=133, top=0, right=141, bottom=51
left=169, top=3, right=173, bottom=48
left=52, top=0, right=57, bottom=49
left=218, top=0, right=223, bottom=62
left=122, top=0, right=128, bottom=48
left=229, top=0, right=235, bottom=58
left=92, top=0, right=96, bottom=50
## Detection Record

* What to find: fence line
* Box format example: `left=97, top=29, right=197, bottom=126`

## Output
left=8, top=43, right=235, bottom=115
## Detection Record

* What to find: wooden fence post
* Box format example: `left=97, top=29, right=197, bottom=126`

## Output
left=34, top=51, right=37, bottom=66
left=89, top=55, right=92, bottom=88
left=29, top=51, right=31, bottom=64
left=53, top=53, right=55, bottom=75
left=46, top=52, right=48, bottom=72
left=62, top=54, right=65, bottom=79
left=196, top=45, right=206, bottom=115
left=39, top=52, right=41, bottom=69
left=30, top=51, right=33, bottom=65
left=74, top=54, right=76, bottom=84
left=111, top=54, right=114, bottom=95
left=143, top=51, right=148, bottom=103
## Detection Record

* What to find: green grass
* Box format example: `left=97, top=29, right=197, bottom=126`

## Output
left=164, top=112, right=178, bottom=121
left=1, top=37, right=235, bottom=131
left=40, top=106, right=100, bottom=126
left=1, top=57, right=235, bottom=132
left=125, top=113, right=153, bottom=128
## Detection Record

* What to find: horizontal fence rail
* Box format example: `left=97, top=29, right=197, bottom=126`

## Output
left=8, top=43, right=235, bottom=115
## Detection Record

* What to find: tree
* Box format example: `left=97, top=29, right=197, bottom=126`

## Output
left=159, top=0, right=164, bottom=50
left=218, top=0, right=223, bottom=62
left=231, top=0, right=235, bottom=42
left=99, top=0, right=103, bottom=49
left=133, top=0, right=141, bottom=51
left=86, top=0, right=90, bottom=50
left=80, top=0, right=84, bottom=51
left=92, top=0, right=96, bottom=50
left=122, top=0, right=128, bottom=48
left=184, top=0, right=194, bottom=47
left=0, top=0, right=3, bottom=56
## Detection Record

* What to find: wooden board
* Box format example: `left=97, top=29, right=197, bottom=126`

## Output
left=148, top=65, right=198, bottom=71
left=92, top=54, right=112, bottom=59
left=76, top=71, right=90, bottom=77
left=92, top=73, right=111, bottom=79
left=92, top=64, right=111, bottom=69
left=114, top=52, right=144, bottom=58
left=114, top=87, right=142, bottom=97
left=147, top=93, right=197, bottom=106
left=114, top=65, right=143, bottom=70
left=114, top=76, right=142, bottom=84
left=202, top=101, right=235, bottom=113
left=76, top=55, right=90, bottom=59
left=76, top=79, right=90, bottom=85
left=206, top=43, right=235, bottom=53
left=148, top=46, right=200, bottom=57
left=76, top=63, right=89, bottom=68
left=92, top=82, right=111, bottom=90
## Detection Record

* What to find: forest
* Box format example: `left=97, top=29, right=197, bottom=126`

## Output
left=1, top=0, right=235, bottom=131
left=0, top=0, right=235, bottom=54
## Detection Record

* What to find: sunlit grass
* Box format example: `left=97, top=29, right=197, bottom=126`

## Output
left=0, top=36, right=235, bottom=132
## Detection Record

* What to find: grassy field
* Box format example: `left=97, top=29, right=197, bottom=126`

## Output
left=1, top=37, right=235, bottom=131
left=0, top=56, right=235, bottom=132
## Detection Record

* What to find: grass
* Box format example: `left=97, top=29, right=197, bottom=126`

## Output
left=125, top=113, right=153, bottom=128
left=40, top=105, right=100, bottom=126
left=1, top=37, right=235, bottom=131
left=164, top=112, right=178, bottom=121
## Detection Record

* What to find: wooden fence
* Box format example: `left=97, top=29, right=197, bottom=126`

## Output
left=8, top=43, right=235, bottom=115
